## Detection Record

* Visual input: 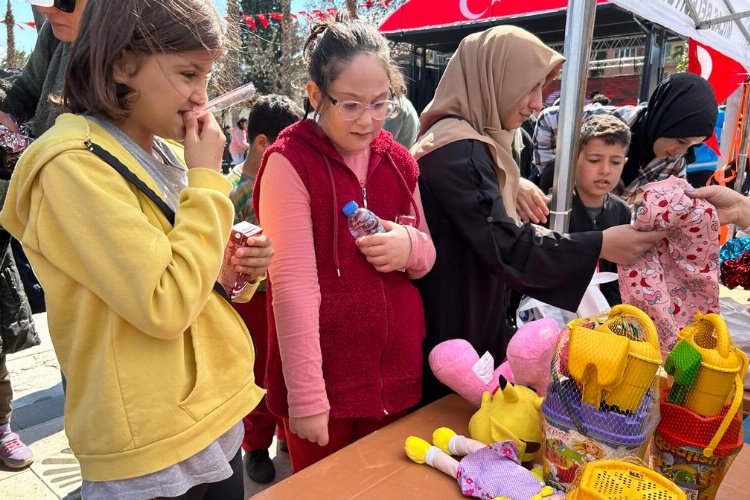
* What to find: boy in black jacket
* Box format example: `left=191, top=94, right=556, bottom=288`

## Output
left=569, top=114, right=632, bottom=305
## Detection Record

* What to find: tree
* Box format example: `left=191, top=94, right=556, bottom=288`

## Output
left=4, top=0, right=16, bottom=69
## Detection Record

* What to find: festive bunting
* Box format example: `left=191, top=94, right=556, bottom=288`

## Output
left=230, top=1, right=395, bottom=31
left=242, top=14, right=256, bottom=30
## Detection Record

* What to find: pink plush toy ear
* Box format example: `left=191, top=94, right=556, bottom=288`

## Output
left=506, top=318, right=560, bottom=396
left=428, top=339, right=500, bottom=407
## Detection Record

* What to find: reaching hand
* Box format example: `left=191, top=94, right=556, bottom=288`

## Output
left=688, top=185, right=750, bottom=228
left=516, top=178, right=550, bottom=224
left=600, top=225, right=669, bottom=265
left=289, top=411, right=330, bottom=446
left=231, top=235, right=274, bottom=281
left=355, top=220, right=411, bottom=273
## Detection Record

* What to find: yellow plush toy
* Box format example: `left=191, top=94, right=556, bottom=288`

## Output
left=468, top=378, right=544, bottom=464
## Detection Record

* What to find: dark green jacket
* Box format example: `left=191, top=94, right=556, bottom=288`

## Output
left=0, top=22, right=70, bottom=137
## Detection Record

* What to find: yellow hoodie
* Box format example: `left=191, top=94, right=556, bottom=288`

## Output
left=0, top=114, right=264, bottom=481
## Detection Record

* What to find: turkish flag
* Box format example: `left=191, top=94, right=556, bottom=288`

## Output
left=688, top=39, right=747, bottom=105
left=688, top=39, right=747, bottom=157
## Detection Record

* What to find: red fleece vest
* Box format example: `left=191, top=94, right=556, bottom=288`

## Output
left=253, top=120, right=425, bottom=419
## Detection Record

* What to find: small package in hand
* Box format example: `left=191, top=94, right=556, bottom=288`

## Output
left=218, top=221, right=262, bottom=299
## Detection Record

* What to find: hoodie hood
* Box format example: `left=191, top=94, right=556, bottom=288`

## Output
left=1, top=114, right=175, bottom=241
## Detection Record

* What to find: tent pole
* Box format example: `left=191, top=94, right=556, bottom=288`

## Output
left=720, top=0, right=750, bottom=46
left=549, top=0, right=597, bottom=233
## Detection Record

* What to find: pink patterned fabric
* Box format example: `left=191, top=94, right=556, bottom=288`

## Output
left=619, top=176, right=720, bottom=350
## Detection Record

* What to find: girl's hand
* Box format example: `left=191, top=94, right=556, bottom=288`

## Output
left=688, top=185, right=750, bottom=228
left=231, top=235, right=274, bottom=281
left=355, top=220, right=411, bottom=273
left=289, top=411, right=330, bottom=446
left=183, top=111, right=225, bottom=171
left=600, top=225, right=669, bottom=265
left=517, top=177, right=550, bottom=224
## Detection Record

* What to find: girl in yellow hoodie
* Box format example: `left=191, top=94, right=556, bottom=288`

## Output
left=0, top=1, right=272, bottom=498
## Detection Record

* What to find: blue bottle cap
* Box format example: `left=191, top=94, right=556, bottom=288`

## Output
left=342, top=200, right=359, bottom=217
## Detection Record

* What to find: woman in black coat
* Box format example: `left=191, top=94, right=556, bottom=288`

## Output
left=412, top=26, right=666, bottom=404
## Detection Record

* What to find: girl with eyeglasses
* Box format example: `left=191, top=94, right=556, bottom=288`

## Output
left=253, top=13, right=436, bottom=472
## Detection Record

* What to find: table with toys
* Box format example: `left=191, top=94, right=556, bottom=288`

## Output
left=253, top=394, right=748, bottom=499
left=257, top=303, right=748, bottom=500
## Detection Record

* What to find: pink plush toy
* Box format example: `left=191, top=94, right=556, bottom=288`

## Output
left=499, top=318, right=560, bottom=395
left=429, top=319, right=561, bottom=405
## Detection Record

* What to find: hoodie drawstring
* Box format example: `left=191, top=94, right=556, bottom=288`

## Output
left=322, top=155, right=342, bottom=277
left=385, top=154, right=421, bottom=228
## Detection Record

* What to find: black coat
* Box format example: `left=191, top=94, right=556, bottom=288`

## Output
left=568, top=192, right=632, bottom=306
left=0, top=230, right=39, bottom=355
left=416, top=139, right=601, bottom=403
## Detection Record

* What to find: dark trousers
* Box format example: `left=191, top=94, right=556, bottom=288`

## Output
left=0, top=354, right=11, bottom=424
left=155, top=449, right=243, bottom=500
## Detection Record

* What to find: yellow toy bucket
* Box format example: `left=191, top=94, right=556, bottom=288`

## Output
left=680, top=313, right=749, bottom=417
left=567, top=459, right=686, bottom=500
left=568, top=305, right=662, bottom=412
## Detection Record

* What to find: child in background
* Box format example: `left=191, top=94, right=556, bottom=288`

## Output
left=253, top=13, right=436, bottom=472
left=227, top=94, right=303, bottom=484
left=568, top=114, right=632, bottom=305
left=229, top=117, right=249, bottom=164
left=0, top=1, right=273, bottom=498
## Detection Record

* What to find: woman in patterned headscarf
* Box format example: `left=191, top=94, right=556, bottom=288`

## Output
left=412, top=26, right=666, bottom=404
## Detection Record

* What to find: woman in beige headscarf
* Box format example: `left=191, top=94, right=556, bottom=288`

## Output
left=413, top=26, right=665, bottom=404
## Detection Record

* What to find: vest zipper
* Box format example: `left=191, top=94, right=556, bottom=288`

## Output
left=362, top=185, right=368, bottom=209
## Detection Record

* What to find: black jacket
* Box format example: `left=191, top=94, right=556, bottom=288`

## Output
left=568, top=192, right=632, bottom=306
left=416, top=139, right=602, bottom=403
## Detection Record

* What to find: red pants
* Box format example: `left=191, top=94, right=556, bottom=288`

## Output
left=282, top=412, right=404, bottom=473
left=233, top=292, right=284, bottom=452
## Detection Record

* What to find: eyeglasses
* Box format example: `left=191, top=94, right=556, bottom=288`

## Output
left=327, top=95, right=397, bottom=121
left=25, top=0, right=76, bottom=13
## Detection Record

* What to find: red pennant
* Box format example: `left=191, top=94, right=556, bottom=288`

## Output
left=269, top=13, right=283, bottom=21
left=312, top=9, right=327, bottom=19
left=24, top=21, right=36, bottom=29
left=242, top=14, right=256, bottom=30
left=256, top=13, right=269, bottom=29
left=298, top=10, right=314, bottom=20
left=326, top=8, right=337, bottom=16
left=688, top=39, right=747, bottom=105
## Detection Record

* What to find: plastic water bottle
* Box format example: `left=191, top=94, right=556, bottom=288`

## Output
left=342, top=200, right=384, bottom=238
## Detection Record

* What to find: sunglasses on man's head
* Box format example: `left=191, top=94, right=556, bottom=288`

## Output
left=26, top=0, right=76, bottom=13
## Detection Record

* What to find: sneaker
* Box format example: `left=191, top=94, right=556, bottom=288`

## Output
left=0, top=424, right=33, bottom=469
left=244, top=449, right=275, bottom=484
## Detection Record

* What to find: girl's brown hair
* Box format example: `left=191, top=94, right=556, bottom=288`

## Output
left=63, top=0, right=224, bottom=122
left=304, top=11, right=405, bottom=112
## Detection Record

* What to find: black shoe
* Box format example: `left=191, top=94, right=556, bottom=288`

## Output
left=244, top=449, right=275, bottom=484
left=278, top=439, right=288, bottom=453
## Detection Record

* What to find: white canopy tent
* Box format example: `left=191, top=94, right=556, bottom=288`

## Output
left=550, top=0, right=750, bottom=233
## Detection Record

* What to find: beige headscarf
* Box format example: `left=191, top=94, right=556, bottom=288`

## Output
left=411, top=26, right=564, bottom=220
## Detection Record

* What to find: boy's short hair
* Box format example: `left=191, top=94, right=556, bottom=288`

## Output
left=246, top=95, right=304, bottom=143
left=579, top=114, right=631, bottom=150
left=236, top=118, right=248, bottom=128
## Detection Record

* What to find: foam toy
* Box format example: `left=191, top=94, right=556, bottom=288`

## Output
left=429, top=319, right=560, bottom=406
left=404, top=427, right=555, bottom=500
left=469, top=379, right=544, bottom=464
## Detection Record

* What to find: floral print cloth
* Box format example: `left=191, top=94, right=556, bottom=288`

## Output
left=456, top=441, right=545, bottom=499
left=619, top=176, right=720, bottom=350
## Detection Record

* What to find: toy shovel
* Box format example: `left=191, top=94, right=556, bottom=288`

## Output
left=665, top=339, right=702, bottom=405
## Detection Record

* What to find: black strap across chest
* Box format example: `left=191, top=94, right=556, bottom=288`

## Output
left=85, top=140, right=231, bottom=302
